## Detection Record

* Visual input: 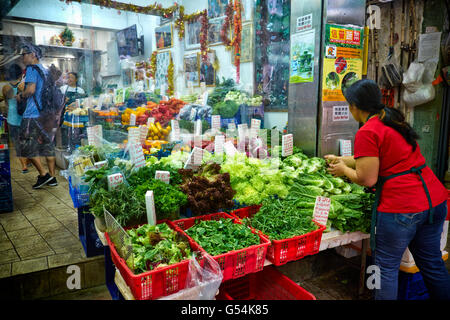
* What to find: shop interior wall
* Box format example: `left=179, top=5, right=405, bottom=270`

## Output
left=366, top=0, right=446, bottom=174
left=3, top=0, right=288, bottom=130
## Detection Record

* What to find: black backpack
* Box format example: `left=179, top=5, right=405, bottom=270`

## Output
left=28, top=64, right=66, bottom=141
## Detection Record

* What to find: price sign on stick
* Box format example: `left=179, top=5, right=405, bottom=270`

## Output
left=195, top=119, right=202, bottom=136
left=313, top=196, right=331, bottom=227
left=87, top=125, right=102, bottom=147
left=129, top=113, right=136, bottom=126
left=184, top=147, right=204, bottom=169
left=224, top=141, right=237, bottom=157
left=139, top=125, right=148, bottom=143
left=171, top=120, right=180, bottom=140
left=228, top=122, right=236, bottom=131
left=155, top=171, right=170, bottom=184
left=145, top=191, right=157, bottom=226
left=147, top=117, right=155, bottom=127
left=282, top=134, right=294, bottom=157
left=339, top=139, right=352, bottom=157
left=129, top=143, right=146, bottom=169
left=107, top=173, right=124, bottom=191
left=212, top=115, right=221, bottom=131
left=215, top=135, right=225, bottom=154
left=128, top=127, right=140, bottom=145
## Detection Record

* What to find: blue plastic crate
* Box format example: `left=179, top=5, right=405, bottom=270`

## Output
left=68, top=177, right=90, bottom=208
left=0, top=198, right=13, bottom=213
left=398, top=271, right=429, bottom=300
left=77, top=206, right=104, bottom=257
left=104, top=246, right=124, bottom=300
left=240, top=104, right=264, bottom=128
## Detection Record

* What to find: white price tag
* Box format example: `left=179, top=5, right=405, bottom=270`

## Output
left=107, top=173, right=124, bottom=191
left=129, top=143, right=146, bottom=169
left=212, top=115, right=221, bottom=131
left=171, top=120, right=180, bottom=141
left=139, top=125, right=148, bottom=143
left=128, top=127, right=140, bottom=145
left=147, top=117, right=155, bottom=126
left=184, top=147, right=204, bottom=169
left=155, top=170, right=170, bottom=184
left=190, top=108, right=197, bottom=120
left=93, top=160, right=107, bottom=169
left=129, top=113, right=136, bottom=126
left=228, top=122, right=236, bottom=131
left=195, top=119, right=202, bottom=136
left=87, top=125, right=103, bottom=147
left=313, top=196, right=331, bottom=227
left=215, top=135, right=225, bottom=154
left=339, top=139, right=352, bottom=157
left=145, top=191, right=157, bottom=226
left=224, top=141, right=238, bottom=157
left=202, top=91, right=209, bottom=106
left=251, top=118, right=261, bottom=130
left=282, top=134, right=294, bottom=157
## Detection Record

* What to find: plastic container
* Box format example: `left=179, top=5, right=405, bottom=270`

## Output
left=230, top=205, right=326, bottom=266
left=105, top=222, right=203, bottom=300
left=397, top=271, right=429, bottom=300
left=68, top=176, right=90, bottom=208
left=77, top=206, right=104, bottom=257
left=217, top=265, right=316, bottom=300
left=170, top=212, right=270, bottom=282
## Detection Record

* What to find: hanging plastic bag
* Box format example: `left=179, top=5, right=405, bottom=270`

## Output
left=160, top=252, right=223, bottom=300
left=403, top=83, right=436, bottom=107
left=402, top=61, right=424, bottom=92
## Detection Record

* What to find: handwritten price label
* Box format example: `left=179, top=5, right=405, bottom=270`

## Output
left=212, top=115, right=221, bottom=131
left=339, top=139, right=352, bottom=157
left=155, top=170, right=170, bottom=184
left=147, top=117, right=155, bottom=127
left=224, top=141, right=237, bottom=157
left=129, top=113, right=136, bottom=126
left=171, top=120, right=180, bottom=140
left=129, top=143, right=146, bottom=169
left=228, top=122, right=236, bottom=131
left=313, top=196, right=331, bottom=227
left=107, top=173, right=124, bottom=191
left=215, top=135, right=225, bottom=154
left=282, top=134, right=294, bottom=157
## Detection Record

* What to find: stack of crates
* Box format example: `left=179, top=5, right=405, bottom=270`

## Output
left=398, top=271, right=429, bottom=300
left=0, top=117, right=13, bottom=213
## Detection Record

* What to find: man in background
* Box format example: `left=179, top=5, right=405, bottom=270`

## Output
left=16, top=43, right=57, bottom=189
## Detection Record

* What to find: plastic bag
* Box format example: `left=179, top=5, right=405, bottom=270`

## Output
left=403, top=83, right=436, bottom=107
left=160, top=252, right=223, bottom=300
left=402, top=61, right=424, bottom=92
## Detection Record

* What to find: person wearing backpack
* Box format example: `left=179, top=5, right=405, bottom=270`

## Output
left=15, top=43, right=59, bottom=189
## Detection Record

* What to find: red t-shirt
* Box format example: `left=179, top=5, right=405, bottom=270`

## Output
left=354, top=116, right=447, bottom=213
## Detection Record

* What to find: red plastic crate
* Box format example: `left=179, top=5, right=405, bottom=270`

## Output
left=170, top=212, right=270, bottom=282
left=216, top=265, right=316, bottom=300
left=105, top=221, right=203, bottom=300
left=230, top=206, right=326, bottom=266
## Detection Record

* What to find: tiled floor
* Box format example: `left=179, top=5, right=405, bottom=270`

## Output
left=0, top=152, right=100, bottom=279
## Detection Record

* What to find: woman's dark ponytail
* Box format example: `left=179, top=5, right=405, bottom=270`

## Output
left=343, top=79, right=420, bottom=151
left=379, top=106, right=420, bottom=151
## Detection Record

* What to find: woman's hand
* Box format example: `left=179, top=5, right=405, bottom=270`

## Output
left=324, top=154, right=340, bottom=164
left=327, top=159, right=348, bottom=177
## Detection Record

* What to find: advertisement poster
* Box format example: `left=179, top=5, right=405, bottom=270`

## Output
left=322, top=24, right=364, bottom=101
left=290, top=29, right=315, bottom=83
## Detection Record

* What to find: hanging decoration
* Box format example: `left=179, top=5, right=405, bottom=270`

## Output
left=221, top=0, right=242, bottom=83
left=149, top=51, right=158, bottom=79
left=60, top=1, right=179, bottom=18
left=199, top=10, right=209, bottom=63
left=167, top=55, right=175, bottom=96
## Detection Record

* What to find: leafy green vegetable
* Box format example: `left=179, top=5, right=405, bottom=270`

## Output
left=134, top=179, right=187, bottom=220
left=212, top=100, right=240, bottom=118
left=186, top=218, right=260, bottom=256
left=245, top=196, right=318, bottom=241
left=126, top=223, right=193, bottom=274
left=127, top=163, right=183, bottom=187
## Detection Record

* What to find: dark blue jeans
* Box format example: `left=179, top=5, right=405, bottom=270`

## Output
left=374, top=201, right=450, bottom=300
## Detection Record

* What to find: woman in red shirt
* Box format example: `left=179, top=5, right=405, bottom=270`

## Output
left=326, top=79, right=450, bottom=300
